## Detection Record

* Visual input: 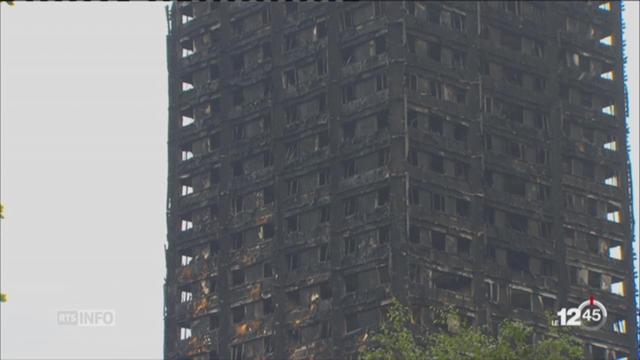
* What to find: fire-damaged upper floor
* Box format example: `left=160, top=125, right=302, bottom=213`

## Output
left=164, top=2, right=637, bottom=360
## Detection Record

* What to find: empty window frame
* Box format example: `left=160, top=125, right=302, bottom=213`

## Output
left=344, top=197, right=358, bottom=217
left=432, top=271, right=472, bottom=294
left=258, top=223, right=274, bottom=240
left=231, top=268, right=245, bottom=286
left=376, top=187, right=390, bottom=207
left=344, top=237, right=357, bottom=255
left=510, top=287, right=532, bottom=311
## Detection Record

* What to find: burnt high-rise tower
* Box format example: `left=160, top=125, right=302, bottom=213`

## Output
left=164, top=2, right=637, bottom=359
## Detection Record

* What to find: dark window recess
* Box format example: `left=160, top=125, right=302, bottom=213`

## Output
left=287, top=253, right=299, bottom=271
left=377, top=111, right=389, bottom=130
left=263, top=186, right=274, bottom=204
left=432, top=230, right=446, bottom=251
left=582, top=161, right=595, bottom=180
left=536, top=148, right=548, bottom=164
left=541, top=259, right=553, bottom=276
left=484, top=207, right=495, bottom=225
left=210, top=166, right=220, bottom=185
left=232, top=195, right=243, bottom=214
left=484, top=134, right=493, bottom=150
left=320, top=321, right=331, bottom=339
left=430, top=154, right=445, bottom=173
left=209, top=277, right=217, bottom=293
left=507, top=213, right=528, bottom=232
left=457, top=238, right=471, bottom=255
left=286, top=141, right=299, bottom=161
left=375, top=36, right=386, bottom=55
left=376, top=74, right=388, bottom=91
left=232, top=54, right=244, bottom=72
left=263, top=298, right=274, bottom=315
left=263, top=262, right=272, bottom=278
left=433, top=272, right=472, bottom=293
left=233, top=88, right=244, bottom=106
left=320, top=281, right=332, bottom=299
left=210, top=314, right=219, bottom=329
left=409, top=263, right=421, bottom=283
left=409, top=225, right=420, bottom=244
left=345, top=313, right=360, bottom=332
left=504, top=176, right=526, bottom=196
left=319, top=243, right=329, bottom=262
left=507, top=251, right=530, bottom=273
left=344, top=197, right=358, bottom=216
left=209, top=64, right=220, bottom=80
left=264, top=336, right=274, bottom=354
left=231, top=345, right=242, bottom=360
left=379, top=267, right=390, bottom=283
left=231, top=231, right=243, bottom=249
left=378, top=148, right=390, bottom=167
left=344, top=237, right=357, bottom=254
left=454, top=124, right=468, bottom=141
left=287, top=178, right=299, bottom=195
left=284, top=33, right=298, bottom=51
left=587, top=198, right=598, bottom=217
left=409, top=186, right=420, bottom=205
left=511, top=289, right=531, bottom=310
left=407, top=110, right=418, bottom=128
left=288, top=326, right=300, bottom=344
left=505, top=140, right=524, bottom=159
left=456, top=199, right=470, bottom=217
left=231, top=269, right=245, bottom=286
left=538, top=184, right=550, bottom=202
left=344, top=274, right=358, bottom=293
left=344, top=159, right=357, bottom=177
left=342, top=46, right=354, bottom=64
left=455, top=161, right=469, bottom=180
left=286, top=2, right=297, bottom=15
left=429, top=114, right=444, bottom=135
left=432, top=193, right=445, bottom=212
left=501, top=31, right=521, bottom=52
left=263, top=150, right=274, bottom=167
left=318, top=168, right=330, bottom=186
left=484, top=170, right=494, bottom=187
left=429, top=42, right=442, bottom=62
left=588, top=271, right=601, bottom=288
left=378, top=226, right=389, bottom=244
left=210, top=241, right=220, bottom=256
left=262, top=42, right=271, bottom=60
left=377, top=187, right=390, bottom=206
left=233, top=161, right=244, bottom=177
left=408, top=149, right=418, bottom=166
left=343, top=121, right=356, bottom=140
left=260, top=223, right=274, bottom=240
left=286, top=215, right=299, bottom=233
left=342, top=83, right=356, bottom=103
left=231, top=306, right=245, bottom=325
left=317, top=58, right=327, bottom=76
left=286, top=106, right=298, bottom=124
left=320, top=206, right=331, bottom=223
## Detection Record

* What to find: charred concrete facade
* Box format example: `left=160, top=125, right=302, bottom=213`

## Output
left=164, top=2, right=637, bottom=359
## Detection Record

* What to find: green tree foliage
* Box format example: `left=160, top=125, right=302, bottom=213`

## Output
left=360, top=299, right=582, bottom=360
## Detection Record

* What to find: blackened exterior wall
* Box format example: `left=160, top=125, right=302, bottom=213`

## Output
left=164, top=2, right=637, bottom=359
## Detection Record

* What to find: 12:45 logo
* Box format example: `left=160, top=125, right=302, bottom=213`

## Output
left=554, top=296, right=608, bottom=331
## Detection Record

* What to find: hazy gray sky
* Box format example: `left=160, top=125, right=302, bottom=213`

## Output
left=1, top=3, right=167, bottom=359
left=0, top=2, right=638, bottom=360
